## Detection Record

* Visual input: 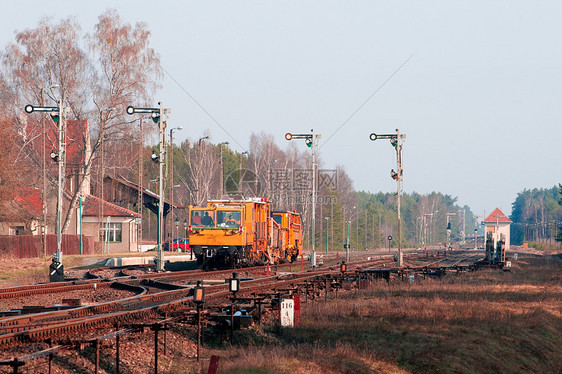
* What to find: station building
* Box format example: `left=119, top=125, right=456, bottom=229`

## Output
left=483, top=208, right=512, bottom=251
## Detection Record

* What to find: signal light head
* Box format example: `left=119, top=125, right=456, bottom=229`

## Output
left=126, top=106, right=135, bottom=115
left=151, top=153, right=159, bottom=163
left=24, top=105, right=34, bottom=113
left=390, top=169, right=398, bottom=180
left=305, top=138, right=312, bottom=147
left=151, top=112, right=160, bottom=123
left=369, top=133, right=377, bottom=141
left=285, top=133, right=293, bottom=141
left=50, top=150, right=59, bottom=162
left=50, top=111, right=59, bottom=123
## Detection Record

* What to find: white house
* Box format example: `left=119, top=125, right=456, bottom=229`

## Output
left=484, top=208, right=512, bottom=252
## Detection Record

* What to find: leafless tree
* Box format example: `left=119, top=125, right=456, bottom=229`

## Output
left=1, top=10, right=162, bottom=235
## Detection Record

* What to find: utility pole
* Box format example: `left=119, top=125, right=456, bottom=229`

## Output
left=474, top=215, right=481, bottom=250
left=370, top=129, right=406, bottom=266
left=239, top=151, right=248, bottom=195
left=170, top=126, right=183, bottom=237
left=218, top=142, right=229, bottom=198
left=325, top=217, right=329, bottom=254
left=423, top=213, right=433, bottom=248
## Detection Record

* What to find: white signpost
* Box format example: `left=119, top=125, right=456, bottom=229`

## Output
left=280, top=299, right=294, bottom=327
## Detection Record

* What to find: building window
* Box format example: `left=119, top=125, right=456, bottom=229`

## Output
left=100, top=222, right=122, bottom=243
left=9, top=226, right=24, bottom=235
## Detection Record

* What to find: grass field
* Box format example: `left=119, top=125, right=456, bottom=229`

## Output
left=0, top=252, right=559, bottom=373
left=195, top=254, right=561, bottom=374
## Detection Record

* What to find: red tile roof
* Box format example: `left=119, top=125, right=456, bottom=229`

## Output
left=82, top=195, right=140, bottom=218
left=13, top=188, right=43, bottom=218
left=484, top=208, right=512, bottom=224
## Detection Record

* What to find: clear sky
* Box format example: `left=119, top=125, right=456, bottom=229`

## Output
left=3, top=1, right=561, bottom=217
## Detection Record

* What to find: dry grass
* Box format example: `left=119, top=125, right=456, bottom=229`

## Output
left=197, top=254, right=561, bottom=374
left=0, top=253, right=559, bottom=373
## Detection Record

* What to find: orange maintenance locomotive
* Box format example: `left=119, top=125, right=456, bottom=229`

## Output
left=188, top=199, right=302, bottom=268
left=272, top=210, right=303, bottom=263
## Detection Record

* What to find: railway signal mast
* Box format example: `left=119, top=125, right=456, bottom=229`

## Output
left=25, top=100, right=67, bottom=281
left=446, top=212, right=456, bottom=251
left=127, top=103, right=171, bottom=272
left=370, top=129, right=406, bottom=267
left=285, top=129, right=321, bottom=267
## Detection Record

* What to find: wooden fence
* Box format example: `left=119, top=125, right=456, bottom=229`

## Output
left=0, top=234, right=94, bottom=259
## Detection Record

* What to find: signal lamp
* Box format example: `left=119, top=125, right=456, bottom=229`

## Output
left=126, top=106, right=135, bottom=115
left=305, top=138, right=312, bottom=147
left=193, top=280, right=205, bottom=304
left=285, top=133, right=293, bottom=140
left=228, top=272, right=240, bottom=294
left=340, top=261, right=347, bottom=273
left=369, top=133, right=377, bottom=141
left=151, top=111, right=160, bottom=123
left=24, top=105, right=34, bottom=113
left=151, top=153, right=159, bottom=163
left=390, top=169, right=398, bottom=180
left=50, top=111, right=59, bottom=123
left=50, top=150, right=59, bottom=162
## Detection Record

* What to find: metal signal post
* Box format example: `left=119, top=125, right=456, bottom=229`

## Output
left=25, top=101, right=66, bottom=281
left=127, top=103, right=171, bottom=272
left=369, top=129, right=406, bottom=267
left=285, top=130, right=321, bottom=267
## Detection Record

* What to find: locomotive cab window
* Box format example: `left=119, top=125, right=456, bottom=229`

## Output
left=191, top=210, right=215, bottom=227
left=217, top=210, right=241, bottom=228
left=272, top=214, right=282, bottom=225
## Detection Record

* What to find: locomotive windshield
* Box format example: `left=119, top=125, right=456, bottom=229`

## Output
left=191, top=209, right=241, bottom=228
left=216, top=210, right=241, bottom=228
left=272, top=214, right=282, bottom=225
left=191, top=210, right=215, bottom=227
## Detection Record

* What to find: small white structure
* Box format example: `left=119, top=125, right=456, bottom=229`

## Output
left=484, top=208, right=512, bottom=252
left=280, top=298, right=294, bottom=327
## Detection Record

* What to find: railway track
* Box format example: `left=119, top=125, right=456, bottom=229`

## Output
left=0, top=256, right=397, bottom=349
left=0, top=252, right=480, bottom=372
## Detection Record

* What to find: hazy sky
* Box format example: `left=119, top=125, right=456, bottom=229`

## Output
left=3, top=1, right=561, bottom=217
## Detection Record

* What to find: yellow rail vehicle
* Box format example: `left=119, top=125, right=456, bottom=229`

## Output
left=188, top=199, right=273, bottom=267
left=272, top=210, right=303, bottom=262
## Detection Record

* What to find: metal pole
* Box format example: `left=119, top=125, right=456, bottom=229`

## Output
left=79, top=197, right=83, bottom=255
left=157, top=102, right=165, bottom=272
left=154, top=328, right=159, bottom=374
left=220, top=144, right=224, bottom=198
left=196, top=305, right=201, bottom=362
left=325, top=217, right=329, bottom=254
left=396, top=129, right=403, bottom=267
left=41, top=89, right=47, bottom=258
left=346, top=220, right=350, bottom=262
left=311, top=129, right=316, bottom=267
left=170, top=128, right=174, bottom=240
left=55, top=99, right=65, bottom=264
left=138, top=118, right=144, bottom=252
